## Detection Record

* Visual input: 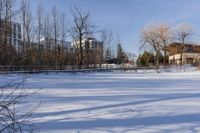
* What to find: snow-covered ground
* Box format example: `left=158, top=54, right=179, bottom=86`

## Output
left=2, top=69, right=200, bottom=133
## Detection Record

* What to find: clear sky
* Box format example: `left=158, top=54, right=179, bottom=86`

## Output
left=16, top=0, right=200, bottom=54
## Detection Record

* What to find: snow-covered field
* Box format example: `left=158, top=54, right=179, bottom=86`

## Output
left=2, top=69, right=200, bottom=133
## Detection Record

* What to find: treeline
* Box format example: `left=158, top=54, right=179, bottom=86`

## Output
left=137, top=23, right=194, bottom=67
left=0, top=0, right=130, bottom=69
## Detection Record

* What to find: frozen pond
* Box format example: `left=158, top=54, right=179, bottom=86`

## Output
left=2, top=71, right=200, bottom=133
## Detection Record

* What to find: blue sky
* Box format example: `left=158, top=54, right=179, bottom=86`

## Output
left=16, top=0, right=200, bottom=54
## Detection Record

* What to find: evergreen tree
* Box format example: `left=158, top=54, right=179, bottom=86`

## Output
left=116, top=43, right=128, bottom=64
left=137, top=51, right=155, bottom=66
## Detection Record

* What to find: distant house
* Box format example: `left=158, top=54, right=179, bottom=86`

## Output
left=166, top=42, right=200, bottom=65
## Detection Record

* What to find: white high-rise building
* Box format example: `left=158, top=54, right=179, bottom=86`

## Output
left=73, top=37, right=103, bottom=50
left=11, top=22, right=22, bottom=52
left=0, top=20, right=22, bottom=52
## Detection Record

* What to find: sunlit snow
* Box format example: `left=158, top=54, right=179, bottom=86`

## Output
left=2, top=69, right=200, bottom=133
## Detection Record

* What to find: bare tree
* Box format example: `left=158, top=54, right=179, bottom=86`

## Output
left=36, top=2, right=44, bottom=45
left=140, top=24, right=161, bottom=67
left=127, top=52, right=137, bottom=64
left=21, top=0, right=33, bottom=65
left=175, top=23, right=193, bottom=65
left=43, top=14, right=53, bottom=66
left=101, top=30, right=114, bottom=64
left=60, top=13, right=69, bottom=68
left=95, top=47, right=104, bottom=68
left=70, top=6, right=94, bottom=68
left=156, top=23, right=173, bottom=66
left=60, top=13, right=68, bottom=46
left=5, top=0, right=15, bottom=63
left=0, top=77, right=39, bottom=132
left=0, top=0, right=17, bottom=65
left=51, top=6, right=61, bottom=68
left=35, top=2, right=45, bottom=66
left=0, top=0, right=3, bottom=19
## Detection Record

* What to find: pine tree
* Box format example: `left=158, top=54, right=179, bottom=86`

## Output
left=137, top=51, right=155, bottom=66
left=117, top=43, right=128, bottom=64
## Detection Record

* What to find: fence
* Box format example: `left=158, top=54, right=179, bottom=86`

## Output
left=0, top=65, right=157, bottom=74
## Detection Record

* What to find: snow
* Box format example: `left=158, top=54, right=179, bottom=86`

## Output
left=1, top=69, right=200, bottom=133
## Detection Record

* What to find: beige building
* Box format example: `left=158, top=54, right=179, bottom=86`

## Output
left=167, top=43, right=200, bottom=65
left=169, top=53, right=200, bottom=65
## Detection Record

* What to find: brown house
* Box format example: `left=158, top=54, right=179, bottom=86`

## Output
left=166, top=43, right=200, bottom=65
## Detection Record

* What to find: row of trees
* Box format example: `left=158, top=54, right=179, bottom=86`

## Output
left=139, top=23, right=193, bottom=67
left=0, top=0, right=129, bottom=69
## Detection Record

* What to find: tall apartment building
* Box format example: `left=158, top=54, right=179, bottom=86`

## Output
left=0, top=20, right=22, bottom=52
left=11, top=22, right=22, bottom=52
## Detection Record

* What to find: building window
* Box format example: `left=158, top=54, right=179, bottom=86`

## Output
left=18, top=25, right=21, bottom=33
left=18, top=33, right=22, bottom=40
